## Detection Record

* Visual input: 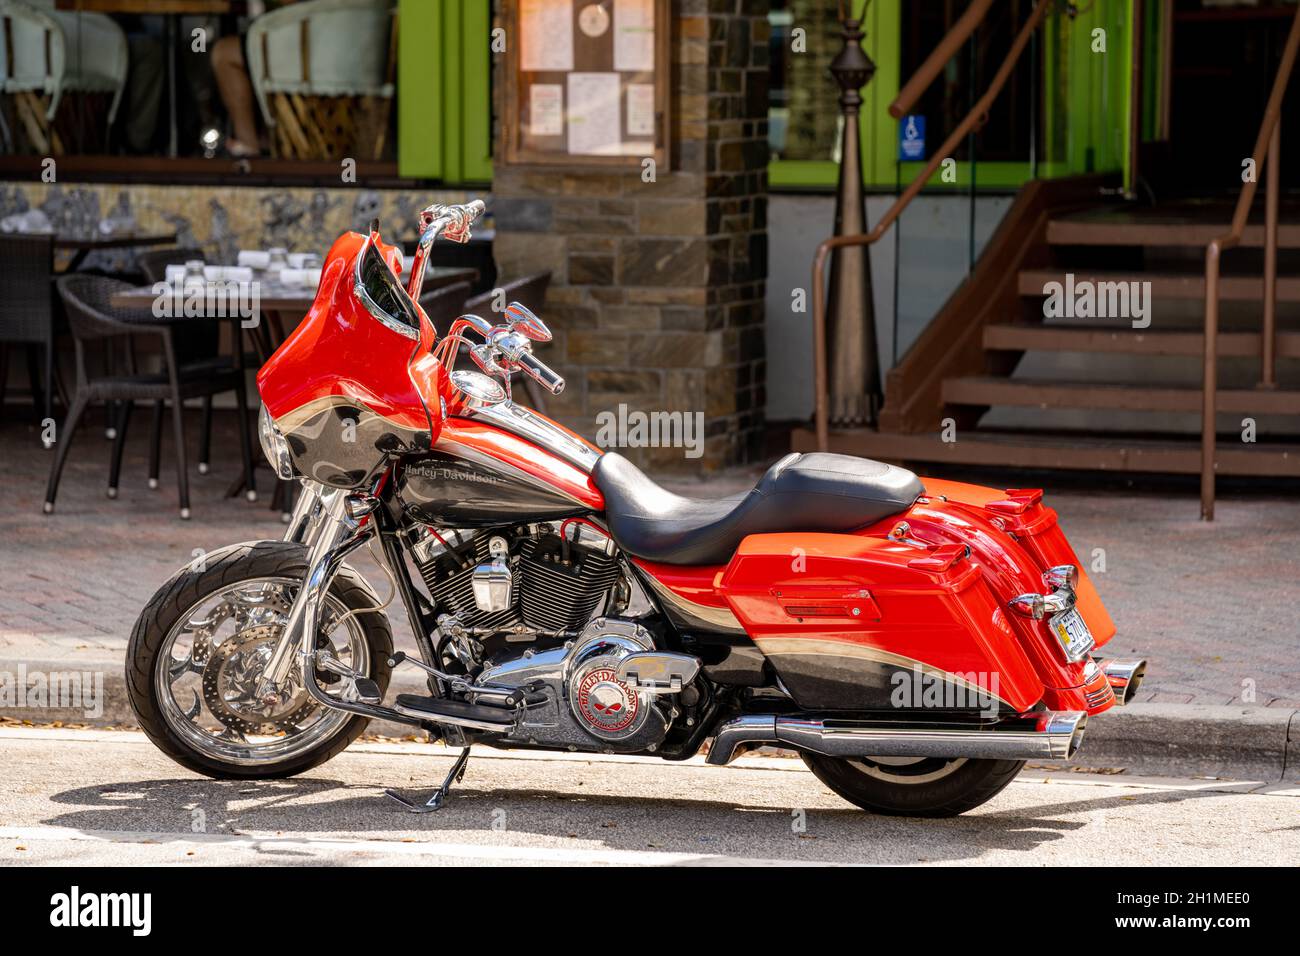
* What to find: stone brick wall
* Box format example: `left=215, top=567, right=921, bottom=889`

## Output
left=492, top=0, right=770, bottom=473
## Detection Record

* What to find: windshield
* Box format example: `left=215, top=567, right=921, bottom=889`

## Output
left=354, top=238, right=423, bottom=340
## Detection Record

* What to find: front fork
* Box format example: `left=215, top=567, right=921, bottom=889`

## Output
left=257, top=483, right=376, bottom=697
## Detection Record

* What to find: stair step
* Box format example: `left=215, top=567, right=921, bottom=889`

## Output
left=1017, top=269, right=1300, bottom=302
left=1047, top=219, right=1300, bottom=248
left=983, top=323, right=1300, bottom=358
left=790, top=427, right=1300, bottom=477
left=942, top=377, right=1300, bottom=415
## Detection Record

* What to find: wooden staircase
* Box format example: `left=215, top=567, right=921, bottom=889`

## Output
left=793, top=183, right=1300, bottom=481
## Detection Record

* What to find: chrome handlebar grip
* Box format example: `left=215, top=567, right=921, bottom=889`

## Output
left=515, top=349, right=565, bottom=395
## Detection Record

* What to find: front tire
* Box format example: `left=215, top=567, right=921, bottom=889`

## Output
left=126, top=540, right=392, bottom=780
left=802, top=753, right=1024, bottom=817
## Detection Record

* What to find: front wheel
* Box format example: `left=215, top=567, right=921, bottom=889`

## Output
left=126, top=540, right=392, bottom=780
left=801, top=753, right=1024, bottom=817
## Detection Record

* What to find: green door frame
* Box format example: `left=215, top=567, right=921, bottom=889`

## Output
left=399, top=0, right=493, bottom=183
left=769, top=0, right=1137, bottom=193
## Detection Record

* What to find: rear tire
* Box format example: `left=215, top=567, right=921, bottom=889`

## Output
left=126, top=540, right=392, bottom=780
left=801, top=753, right=1024, bottom=817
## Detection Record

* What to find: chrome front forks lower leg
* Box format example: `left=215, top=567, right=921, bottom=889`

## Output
left=257, top=486, right=376, bottom=700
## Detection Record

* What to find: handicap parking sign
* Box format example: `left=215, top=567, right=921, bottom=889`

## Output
left=899, top=115, right=926, bottom=161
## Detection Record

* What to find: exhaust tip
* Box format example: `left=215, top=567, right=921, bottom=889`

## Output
left=1100, top=658, right=1147, bottom=705
left=1043, top=710, right=1088, bottom=759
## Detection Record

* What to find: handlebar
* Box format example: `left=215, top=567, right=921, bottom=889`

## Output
left=407, top=200, right=486, bottom=301
left=515, top=349, right=565, bottom=396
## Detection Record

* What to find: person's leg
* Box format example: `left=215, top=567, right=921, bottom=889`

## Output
left=211, top=34, right=260, bottom=155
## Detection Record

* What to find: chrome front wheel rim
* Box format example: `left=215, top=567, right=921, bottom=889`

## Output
left=154, top=577, right=369, bottom=766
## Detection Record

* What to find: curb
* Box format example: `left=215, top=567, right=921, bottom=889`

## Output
left=2, top=656, right=1295, bottom=781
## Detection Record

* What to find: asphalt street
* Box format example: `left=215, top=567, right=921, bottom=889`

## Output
left=0, top=727, right=1296, bottom=866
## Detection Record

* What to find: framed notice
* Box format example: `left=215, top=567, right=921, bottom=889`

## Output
left=503, top=0, right=671, bottom=169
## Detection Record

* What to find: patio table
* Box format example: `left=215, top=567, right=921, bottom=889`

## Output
left=55, top=229, right=178, bottom=271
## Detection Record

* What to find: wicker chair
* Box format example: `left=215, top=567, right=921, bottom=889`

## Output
left=0, top=1, right=128, bottom=153
left=247, top=0, right=396, bottom=160
left=463, top=272, right=553, bottom=412
left=44, top=275, right=255, bottom=519
left=0, top=233, right=58, bottom=435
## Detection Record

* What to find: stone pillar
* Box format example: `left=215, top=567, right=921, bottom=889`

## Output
left=492, top=0, right=770, bottom=473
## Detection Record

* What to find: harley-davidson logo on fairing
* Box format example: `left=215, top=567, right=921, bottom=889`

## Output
left=576, top=668, right=637, bottom=734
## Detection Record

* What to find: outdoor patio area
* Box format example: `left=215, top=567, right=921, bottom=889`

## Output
left=1, top=409, right=1297, bottom=713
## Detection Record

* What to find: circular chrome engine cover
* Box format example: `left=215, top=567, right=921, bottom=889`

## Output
left=567, top=619, right=656, bottom=743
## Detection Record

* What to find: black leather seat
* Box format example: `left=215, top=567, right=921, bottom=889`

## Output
left=592, top=452, right=924, bottom=566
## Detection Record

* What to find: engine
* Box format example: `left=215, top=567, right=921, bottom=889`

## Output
left=410, top=523, right=624, bottom=643
left=407, top=522, right=700, bottom=754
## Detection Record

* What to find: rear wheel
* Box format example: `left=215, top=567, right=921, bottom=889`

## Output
left=801, top=753, right=1024, bottom=817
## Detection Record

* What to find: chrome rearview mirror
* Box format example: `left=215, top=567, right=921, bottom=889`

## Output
left=504, top=302, right=552, bottom=343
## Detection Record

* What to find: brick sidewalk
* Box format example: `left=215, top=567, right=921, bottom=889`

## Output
left=1, top=413, right=1297, bottom=707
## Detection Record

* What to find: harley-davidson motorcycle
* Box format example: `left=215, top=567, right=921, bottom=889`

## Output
left=127, top=201, right=1146, bottom=816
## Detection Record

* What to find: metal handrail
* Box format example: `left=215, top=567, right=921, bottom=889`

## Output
left=811, top=0, right=1050, bottom=450
left=1200, top=4, right=1300, bottom=521
left=889, top=0, right=995, bottom=120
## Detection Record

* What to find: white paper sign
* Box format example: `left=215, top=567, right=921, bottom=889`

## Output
left=614, top=0, right=654, bottom=72
left=626, top=83, right=655, bottom=137
left=530, top=84, right=564, bottom=136
left=567, top=72, right=623, bottom=155
left=521, top=0, right=574, bottom=72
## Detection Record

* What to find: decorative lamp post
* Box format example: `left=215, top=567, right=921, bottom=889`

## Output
left=826, top=0, right=880, bottom=426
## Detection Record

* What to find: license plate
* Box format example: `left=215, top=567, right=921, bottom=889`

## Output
left=1051, top=607, right=1095, bottom=660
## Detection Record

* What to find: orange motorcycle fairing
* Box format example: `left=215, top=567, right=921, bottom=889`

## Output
left=257, top=231, right=446, bottom=489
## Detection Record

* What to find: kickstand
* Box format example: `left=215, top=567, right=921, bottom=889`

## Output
left=385, top=746, right=471, bottom=814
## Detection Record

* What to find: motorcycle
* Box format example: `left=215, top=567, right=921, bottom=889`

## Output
left=126, top=200, right=1146, bottom=816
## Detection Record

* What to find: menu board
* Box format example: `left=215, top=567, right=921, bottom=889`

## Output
left=504, top=0, right=670, bottom=169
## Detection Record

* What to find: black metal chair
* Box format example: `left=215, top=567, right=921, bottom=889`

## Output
left=0, top=234, right=60, bottom=438
left=44, top=274, right=256, bottom=519
left=463, top=272, right=553, bottom=411
left=418, top=280, right=472, bottom=336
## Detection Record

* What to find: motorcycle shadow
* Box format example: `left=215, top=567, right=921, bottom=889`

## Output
left=41, top=773, right=1231, bottom=864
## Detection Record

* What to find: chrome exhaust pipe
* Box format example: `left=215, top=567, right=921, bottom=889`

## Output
left=706, top=711, right=1088, bottom=766
left=1097, top=658, right=1147, bottom=705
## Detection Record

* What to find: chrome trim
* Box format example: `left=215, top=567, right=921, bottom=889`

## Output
left=259, top=489, right=372, bottom=691
left=449, top=370, right=506, bottom=410
left=353, top=236, right=419, bottom=341
left=407, top=200, right=484, bottom=302
left=706, top=715, right=777, bottom=765
left=461, top=401, right=602, bottom=473
left=707, top=711, right=1088, bottom=766
left=1096, top=657, right=1147, bottom=705
left=258, top=405, right=296, bottom=480
left=391, top=701, right=513, bottom=732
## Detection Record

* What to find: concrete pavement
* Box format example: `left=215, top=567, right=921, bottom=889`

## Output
left=0, top=727, right=1297, bottom=866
